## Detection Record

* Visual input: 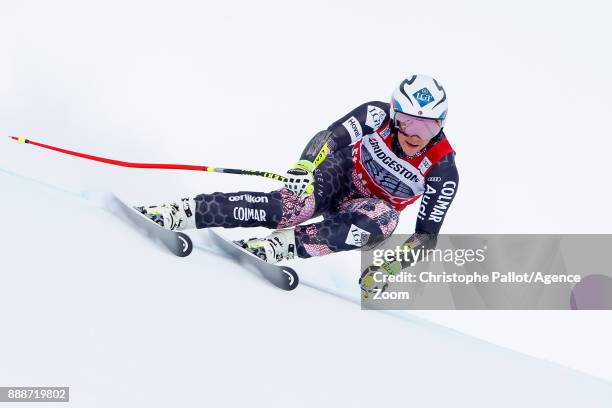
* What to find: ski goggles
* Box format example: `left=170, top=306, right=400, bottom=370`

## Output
left=394, top=112, right=443, bottom=140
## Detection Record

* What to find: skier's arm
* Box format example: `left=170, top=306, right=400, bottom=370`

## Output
left=287, top=101, right=389, bottom=196
left=380, top=153, right=459, bottom=270
left=298, top=101, right=390, bottom=162
left=414, top=152, right=459, bottom=237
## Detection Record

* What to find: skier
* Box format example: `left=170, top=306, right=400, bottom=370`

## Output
left=137, top=74, right=459, bottom=295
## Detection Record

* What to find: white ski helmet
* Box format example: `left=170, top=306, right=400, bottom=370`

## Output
left=390, top=74, right=448, bottom=127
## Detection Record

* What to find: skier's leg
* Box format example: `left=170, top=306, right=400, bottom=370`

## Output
left=136, top=189, right=317, bottom=231
left=193, top=190, right=316, bottom=229
left=293, top=198, right=400, bottom=258
left=238, top=197, right=399, bottom=263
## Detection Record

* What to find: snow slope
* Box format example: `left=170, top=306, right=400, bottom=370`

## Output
left=0, top=164, right=611, bottom=407
left=1, top=0, right=612, bottom=402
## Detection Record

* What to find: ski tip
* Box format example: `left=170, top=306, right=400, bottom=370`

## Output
left=280, top=266, right=299, bottom=291
left=176, top=232, right=193, bottom=257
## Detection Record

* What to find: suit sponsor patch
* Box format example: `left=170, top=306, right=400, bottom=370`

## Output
left=418, top=157, right=432, bottom=174
left=233, top=207, right=267, bottom=222
left=345, top=224, right=371, bottom=247
left=366, top=105, right=386, bottom=130
left=342, top=116, right=363, bottom=142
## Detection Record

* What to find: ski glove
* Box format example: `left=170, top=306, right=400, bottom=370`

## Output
left=360, top=241, right=420, bottom=299
left=284, top=160, right=315, bottom=197
left=359, top=260, right=402, bottom=299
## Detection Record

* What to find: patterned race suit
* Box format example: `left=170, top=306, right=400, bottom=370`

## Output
left=191, top=101, right=459, bottom=258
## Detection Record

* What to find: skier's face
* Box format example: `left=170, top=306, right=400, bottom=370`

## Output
left=397, top=131, right=430, bottom=155
left=394, top=112, right=442, bottom=155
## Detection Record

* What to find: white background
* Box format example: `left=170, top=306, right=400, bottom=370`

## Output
left=1, top=0, right=612, bottom=401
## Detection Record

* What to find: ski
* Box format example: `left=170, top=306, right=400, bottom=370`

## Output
left=106, top=194, right=193, bottom=257
left=207, top=229, right=299, bottom=291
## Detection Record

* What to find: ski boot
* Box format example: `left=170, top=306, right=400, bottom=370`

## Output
left=236, top=229, right=297, bottom=263
left=135, top=197, right=196, bottom=231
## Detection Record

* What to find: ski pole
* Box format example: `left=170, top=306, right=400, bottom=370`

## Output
left=8, top=136, right=289, bottom=182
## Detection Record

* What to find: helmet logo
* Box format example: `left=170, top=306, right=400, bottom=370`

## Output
left=412, top=87, right=435, bottom=108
